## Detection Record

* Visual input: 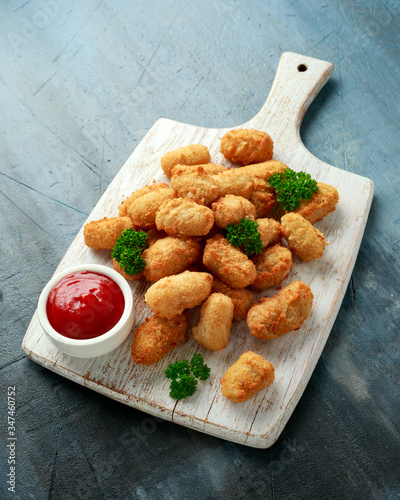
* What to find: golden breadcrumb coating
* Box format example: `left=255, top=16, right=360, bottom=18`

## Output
left=211, top=195, right=256, bottom=228
left=220, top=351, right=275, bottom=402
left=161, top=144, right=211, bottom=177
left=127, top=184, right=175, bottom=229
left=170, top=164, right=221, bottom=206
left=155, top=198, right=214, bottom=237
left=213, top=161, right=285, bottom=217
left=172, top=163, right=226, bottom=175
left=251, top=244, right=293, bottom=291
left=213, top=169, right=254, bottom=200
left=131, top=313, right=188, bottom=365
left=192, top=293, right=234, bottom=351
left=145, top=271, right=213, bottom=318
left=235, top=161, right=287, bottom=216
left=203, top=234, right=257, bottom=289
left=256, top=218, right=282, bottom=247
left=290, top=182, right=339, bottom=224
left=250, top=177, right=276, bottom=218
left=281, top=213, right=329, bottom=262
left=247, top=280, right=314, bottom=340
left=146, top=228, right=167, bottom=246
left=239, top=160, right=286, bottom=179
left=220, top=129, right=274, bottom=166
left=142, top=236, right=201, bottom=282
left=170, top=161, right=285, bottom=211
left=211, top=277, right=254, bottom=322
left=83, top=216, right=135, bottom=250
left=118, top=182, right=169, bottom=217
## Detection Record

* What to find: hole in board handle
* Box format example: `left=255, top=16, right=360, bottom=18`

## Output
left=297, top=64, right=308, bottom=72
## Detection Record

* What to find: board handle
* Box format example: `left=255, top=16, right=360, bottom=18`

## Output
left=246, top=52, right=334, bottom=143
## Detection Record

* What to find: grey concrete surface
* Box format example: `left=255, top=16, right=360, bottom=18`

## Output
left=1, top=1, right=399, bottom=499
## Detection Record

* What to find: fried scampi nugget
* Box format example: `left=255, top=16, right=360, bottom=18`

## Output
left=186, top=163, right=227, bottom=175
left=118, top=182, right=166, bottom=217
left=251, top=244, right=293, bottom=291
left=241, top=161, right=287, bottom=216
left=161, top=144, right=211, bottom=178
left=281, top=213, right=329, bottom=262
left=239, top=160, right=286, bottom=179
left=127, top=184, right=175, bottom=229
left=220, top=129, right=274, bottom=166
left=211, top=278, right=254, bottom=322
left=192, top=293, right=234, bottom=351
left=290, top=182, right=339, bottom=224
left=83, top=216, right=135, bottom=249
left=211, top=195, right=256, bottom=228
left=145, top=271, right=213, bottom=318
left=220, top=351, right=275, bottom=403
left=203, top=234, right=257, bottom=289
left=170, top=164, right=223, bottom=206
left=256, top=218, right=282, bottom=247
left=250, top=178, right=276, bottom=218
left=171, top=164, right=256, bottom=206
left=213, top=169, right=254, bottom=200
left=131, top=313, right=188, bottom=365
left=155, top=198, right=214, bottom=237
left=214, top=160, right=285, bottom=217
left=247, top=280, right=314, bottom=340
left=142, top=236, right=201, bottom=282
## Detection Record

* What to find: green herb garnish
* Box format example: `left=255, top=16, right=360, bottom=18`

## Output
left=164, top=354, right=211, bottom=400
left=111, top=228, right=148, bottom=275
left=225, top=218, right=263, bottom=258
left=269, top=168, right=319, bottom=211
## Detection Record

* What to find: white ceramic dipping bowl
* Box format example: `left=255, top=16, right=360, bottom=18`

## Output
left=37, top=264, right=135, bottom=358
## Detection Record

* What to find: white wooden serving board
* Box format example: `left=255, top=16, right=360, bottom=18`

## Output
left=22, top=52, right=373, bottom=448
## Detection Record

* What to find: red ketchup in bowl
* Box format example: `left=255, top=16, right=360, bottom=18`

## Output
left=46, top=271, right=125, bottom=340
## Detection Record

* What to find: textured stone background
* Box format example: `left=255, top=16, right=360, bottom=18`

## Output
left=1, top=1, right=399, bottom=499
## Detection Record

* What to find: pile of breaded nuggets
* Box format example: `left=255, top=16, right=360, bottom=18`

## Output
left=84, top=129, right=339, bottom=403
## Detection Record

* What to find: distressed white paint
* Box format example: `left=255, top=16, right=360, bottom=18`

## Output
left=22, top=52, right=374, bottom=448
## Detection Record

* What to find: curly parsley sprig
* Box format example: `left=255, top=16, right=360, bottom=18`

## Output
left=225, top=219, right=263, bottom=258
left=164, top=354, right=211, bottom=400
left=111, top=228, right=148, bottom=275
left=269, top=168, right=319, bottom=212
